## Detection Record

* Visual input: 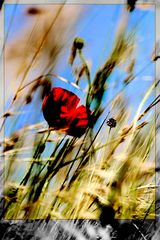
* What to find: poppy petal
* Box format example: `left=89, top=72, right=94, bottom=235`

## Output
left=42, top=87, right=91, bottom=137
left=69, top=105, right=91, bottom=128
left=52, top=88, right=80, bottom=111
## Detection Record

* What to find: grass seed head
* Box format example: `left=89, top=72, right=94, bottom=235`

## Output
left=74, top=37, right=84, bottom=50
left=106, top=118, right=117, bottom=128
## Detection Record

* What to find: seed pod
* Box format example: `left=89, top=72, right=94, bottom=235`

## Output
left=68, top=37, right=84, bottom=65
left=74, top=37, right=84, bottom=50
left=106, top=118, right=117, bottom=128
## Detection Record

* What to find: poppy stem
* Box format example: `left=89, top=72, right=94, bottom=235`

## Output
left=58, top=130, right=89, bottom=190
left=20, top=131, right=50, bottom=186
left=77, top=49, right=92, bottom=109
left=30, top=137, right=72, bottom=203
left=80, top=111, right=110, bottom=164
left=68, top=112, right=110, bottom=185
left=78, top=49, right=91, bottom=87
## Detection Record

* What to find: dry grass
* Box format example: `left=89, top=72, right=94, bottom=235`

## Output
left=0, top=3, right=157, bottom=224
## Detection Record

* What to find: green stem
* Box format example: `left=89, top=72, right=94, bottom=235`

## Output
left=20, top=131, right=50, bottom=186
left=78, top=49, right=91, bottom=86
left=68, top=111, right=110, bottom=186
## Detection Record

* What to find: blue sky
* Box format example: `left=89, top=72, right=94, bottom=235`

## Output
left=4, top=4, right=155, bottom=135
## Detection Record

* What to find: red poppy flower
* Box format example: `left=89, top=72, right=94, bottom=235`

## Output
left=42, top=87, right=91, bottom=137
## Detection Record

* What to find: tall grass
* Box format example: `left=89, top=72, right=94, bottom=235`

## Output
left=1, top=3, right=157, bottom=222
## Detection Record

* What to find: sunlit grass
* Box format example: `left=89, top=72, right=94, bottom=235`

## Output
left=1, top=4, right=157, bottom=221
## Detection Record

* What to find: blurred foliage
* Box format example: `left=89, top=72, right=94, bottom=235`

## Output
left=1, top=3, right=157, bottom=224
